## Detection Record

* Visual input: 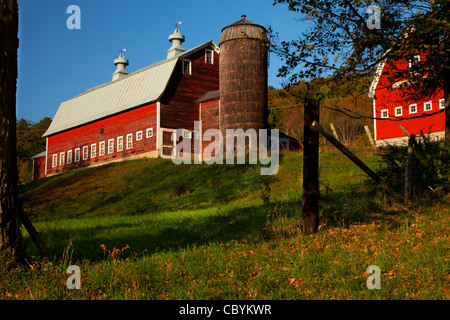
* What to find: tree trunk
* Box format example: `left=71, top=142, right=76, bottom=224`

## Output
left=302, top=99, right=320, bottom=234
left=0, top=0, right=23, bottom=261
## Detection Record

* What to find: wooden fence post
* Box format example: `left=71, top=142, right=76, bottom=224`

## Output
left=364, top=125, right=377, bottom=152
left=302, top=99, right=320, bottom=234
left=404, top=134, right=415, bottom=203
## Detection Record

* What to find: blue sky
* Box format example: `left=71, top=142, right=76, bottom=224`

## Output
left=16, top=0, right=305, bottom=123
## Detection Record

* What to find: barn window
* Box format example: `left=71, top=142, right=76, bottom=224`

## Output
left=409, top=55, right=420, bottom=69
left=182, top=59, right=192, bottom=75
left=205, top=49, right=214, bottom=65
left=117, top=136, right=123, bottom=152
left=409, top=104, right=417, bottom=114
left=381, top=109, right=388, bottom=118
left=183, top=130, right=191, bottom=139
left=60, top=152, right=65, bottom=166
left=67, top=150, right=73, bottom=164
left=146, top=128, right=153, bottom=138
left=424, top=101, right=432, bottom=111
left=440, top=98, right=445, bottom=109
left=108, top=139, right=114, bottom=154
left=127, top=134, right=133, bottom=149
left=75, top=148, right=80, bottom=162
left=99, top=142, right=105, bottom=156
left=136, top=131, right=143, bottom=141
left=91, top=144, right=97, bottom=158
left=395, top=107, right=402, bottom=117
left=52, top=154, right=58, bottom=168
left=83, top=146, right=88, bottom=160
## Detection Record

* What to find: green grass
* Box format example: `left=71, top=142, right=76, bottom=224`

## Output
left=1, top=150, right=448, bottom=300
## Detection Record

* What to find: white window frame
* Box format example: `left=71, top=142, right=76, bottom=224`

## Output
left=117, top=136, right=123, bottom=152
left=52, top=154, right=58, bottom=168
left=182, top=59, right=192, bottom=75
left=83, top=146, right=88, bottom=160
left=205, top=49, right=214, bottom=65
left=439, top=98, right=445, bottom=109
left=424, top=101, right=432, bottom=112
left=67, top=150, right=73, bottom=164
left=108, top=139, right=114, bottom=154
left=395, top=106, right=403, bottom=117
left=409, top=104, right=417, bottom=114
left=75, top=148, right=80, bottom=162
left=59, top=152, right=65, bottom=166
left=409, top=55, right=420, bottom=68
left=136, top=130, right=143, bottom=141
left=99, top=141, right=105, bottom=156
left=146, top=127, right=153, bottom=138
left=126, top=133, right=133, bottom=149
left=183, top=129, right=191, bottom=139
left=91, top=144, right=97, bottom=158
left=381, top=109, right=389, bottom=119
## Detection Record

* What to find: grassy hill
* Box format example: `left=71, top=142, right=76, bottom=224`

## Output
left=2, top=151, right=448, bottom=300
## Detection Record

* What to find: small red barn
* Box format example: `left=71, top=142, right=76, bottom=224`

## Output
left=368, top=54, right=445, bottom=147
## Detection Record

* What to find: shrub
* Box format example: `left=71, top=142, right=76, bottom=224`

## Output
left=374, top=135, right=450, bottom=199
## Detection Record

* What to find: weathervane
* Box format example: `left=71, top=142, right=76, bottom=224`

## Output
left=120, top=47, right=127, bottom=55
left=175, top=21, right=182, bottom=29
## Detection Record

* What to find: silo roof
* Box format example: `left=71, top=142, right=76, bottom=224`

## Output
left=220, top=16, right=267, bottom=44
left=43, top=41, right=218, bottom=137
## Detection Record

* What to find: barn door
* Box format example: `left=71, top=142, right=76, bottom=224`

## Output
left=161, top=130, right=175, bottom=158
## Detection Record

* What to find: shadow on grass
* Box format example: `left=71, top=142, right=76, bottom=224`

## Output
left=23, top=199, right=303, bottom=263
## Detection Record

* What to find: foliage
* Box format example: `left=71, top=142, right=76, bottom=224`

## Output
left=16, top=117, right=51, bottom=184
left=374, top=136, right=450, bottom=197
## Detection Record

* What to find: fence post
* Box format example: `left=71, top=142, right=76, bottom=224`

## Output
left=364, top=125, right=377, bottom=152
left=302, top=99, right=320, bottom=234
left=404, top=134, right=415, bottom=203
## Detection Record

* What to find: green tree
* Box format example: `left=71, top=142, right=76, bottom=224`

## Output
left=271, top=0, right=450, bottom=144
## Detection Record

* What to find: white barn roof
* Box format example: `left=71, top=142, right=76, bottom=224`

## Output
left=43, top=41, right=218, bottom=137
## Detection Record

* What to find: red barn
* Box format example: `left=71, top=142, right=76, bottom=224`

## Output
left=368, top=53, right=445, bottom=147
left=33, top=16, right=280, bottom=180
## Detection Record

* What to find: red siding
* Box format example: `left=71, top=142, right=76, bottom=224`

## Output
left=160, top=47, right=220, bottom=131
left=200, top=99, right=220, bottom=157
left=374, top=58, right=445, bottom=141
left=46, top=103, right=157, bottom=176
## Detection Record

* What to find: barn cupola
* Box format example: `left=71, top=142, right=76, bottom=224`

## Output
left=112, top=52, right=129, bottom=81
left=167, top=26, right=186, bottom=59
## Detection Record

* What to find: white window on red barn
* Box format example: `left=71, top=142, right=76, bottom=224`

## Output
left=83, top=146, right=88, bottom=160
left=395, top=107, right=403, bottom=117
left=136, top=131, right=143, bottom=141
left=439, top=98, right=445, bottom=109
left=409, top=104, right=417, bottom=114
left=182, top=59, right=192, bottom=75
left=99, top=142, right=105, bottom=156
left=60, top=152, right=65, bottom=166
left=381, top=109, right=389, bottom=119
left=205, top=49, right=214, bottom=65
left=67, top=150, right=73, bottom=164
left=108, top=139, right=114, bottom=154
left=117, top=136, right=123, bottom=152
left=424, top=101, right=432, bottom=112
left=91, top=144, right=97, bottom=158
left=127, top=134, right=133, bottom=149
left=146, top=128, right=153, bottom=138
left=52, top=154, right=58, bottom=168
left=75, top=148, right=80, bottom=162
